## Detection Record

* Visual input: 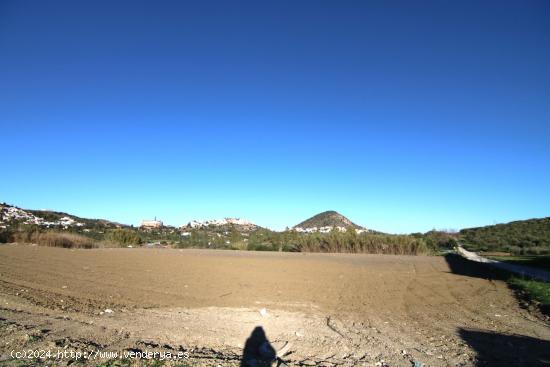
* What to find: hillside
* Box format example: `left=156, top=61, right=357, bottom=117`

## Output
left=28, top=209, right=126, bottom=229
left=0, top=203, right=125, bottom=230
left=294, top=210, right=364, bottom=232
left=182, top=218, right=259, bottom=232
left=460, top=217, right=550, bottom=255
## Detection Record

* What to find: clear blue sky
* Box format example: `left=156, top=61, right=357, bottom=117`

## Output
left=1, top=1, right=549, bottom=233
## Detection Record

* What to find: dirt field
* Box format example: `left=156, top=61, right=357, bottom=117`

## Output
left=0, top=244, right=549, bottom=366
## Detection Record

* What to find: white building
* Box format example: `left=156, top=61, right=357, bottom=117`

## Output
left=141, top=219, right=163, bottom=229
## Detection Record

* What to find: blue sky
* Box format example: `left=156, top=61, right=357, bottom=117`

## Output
left=1, top=1, right=549, bottom=233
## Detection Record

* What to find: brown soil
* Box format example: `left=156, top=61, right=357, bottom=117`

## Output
left=0, top=244, right=549, bottom=366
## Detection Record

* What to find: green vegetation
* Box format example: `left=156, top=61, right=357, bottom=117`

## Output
left=3, top=223, right=435, bottom=255
left=295, top=229, right=431, bottom=254
left=460, top=217, right=550, bottom=255
left=413, top=230, right=458, bottom=251
left=11, top=231, right=97, bottom=249
left=508, top=277, right=550, bottom=315
left=174, top=226, right=434, bottom=255
left=106, top=228, right=143, bottom=246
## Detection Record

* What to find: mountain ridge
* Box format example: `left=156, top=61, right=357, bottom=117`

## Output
left=0, top=203, right=126, bottom=230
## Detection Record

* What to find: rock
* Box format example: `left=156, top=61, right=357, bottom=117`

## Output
left=300, top=359, right=316, bottom=366
left=273, top=341, right=291, bottom=357
left=104, top=309, right=114, bottom=314
left=259, top=308, right=268, bottom=317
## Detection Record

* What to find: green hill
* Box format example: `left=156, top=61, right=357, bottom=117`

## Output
left=460, top=217, right=550, bottom=255
left=27, top=209, right=125, bottom=229
left=294, top=210, right=363, bottom=229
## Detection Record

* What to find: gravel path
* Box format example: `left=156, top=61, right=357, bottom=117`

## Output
left=456, top=246, right=550, bottom=282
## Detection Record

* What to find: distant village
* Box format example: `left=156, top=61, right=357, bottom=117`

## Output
left=2, top=203, right=368, bottom=234
left=140, top=217, right=254, bottom=229
left=140, top=217, right=367, bottom=234
left=0, top=205, right=84, bottom=229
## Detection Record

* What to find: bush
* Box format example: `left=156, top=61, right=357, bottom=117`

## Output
left=461, top=217, right=550, bottom=255
left=106, top=229, right=142, bottom=246
left=12, top=231, right=97, bottom=249
left=422, top=230, right=458, bottom=251
left=295, top=230, right=431, bottom=255
left=0, top=228, right=13, bottom=243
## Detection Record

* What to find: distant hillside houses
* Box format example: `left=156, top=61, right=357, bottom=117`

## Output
left=294, top=226, right=368, bottom=234
left=0, top=204, right=84, bottom=228
left=140, top=219, right=163, bottom=229
left=183, top=218, right=254, bottom=229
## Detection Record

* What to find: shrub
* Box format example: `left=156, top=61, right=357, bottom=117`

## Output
left=0, top=228, right=13, bottom=243
left=295, top=231, right=430, bottom=255
left=13, top=231, right=97, bottom=249
left=106, top=229, right=142, bottom=246
left=460, top=217, right=550, bottom=255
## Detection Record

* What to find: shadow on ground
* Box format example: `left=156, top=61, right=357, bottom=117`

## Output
left=446, top=254, right=550, bottom=366
left=241, top=326, right=282, bottom=367
left=445, top=253, right=550, bottom=313
left=444, top=253, right=509, bottom=281
left=459, top=328, right=550, bottom=366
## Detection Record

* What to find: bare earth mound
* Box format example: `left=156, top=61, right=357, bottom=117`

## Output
left=0, top=244, right=549, bottom=366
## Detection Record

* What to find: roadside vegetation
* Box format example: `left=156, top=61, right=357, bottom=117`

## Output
left=460, top=217, right=550, bottom=255
left=508, top=277, right=550, bottom=316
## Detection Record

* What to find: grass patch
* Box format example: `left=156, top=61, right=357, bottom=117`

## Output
left=508, top=277, right=550, bottom=315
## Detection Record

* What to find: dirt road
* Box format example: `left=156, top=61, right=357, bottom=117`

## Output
left=0, top=244, right=549, bottom=366
left=457, top=245, right=550, bottom=282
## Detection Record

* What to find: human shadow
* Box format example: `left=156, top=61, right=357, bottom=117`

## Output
left=241, top=326, right=278, bottom=367
left=459, top=328, right=550, bottom=366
